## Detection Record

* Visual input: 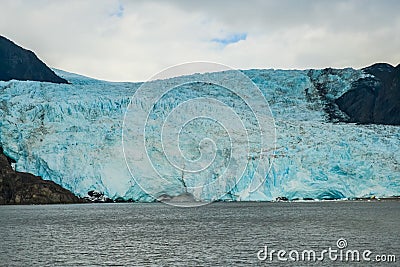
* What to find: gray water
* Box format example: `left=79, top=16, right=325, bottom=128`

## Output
left=0, top=202, right=398, bottom=266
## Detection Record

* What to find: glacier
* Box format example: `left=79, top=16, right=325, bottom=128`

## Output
left=0, top=67, right=399, bottom=202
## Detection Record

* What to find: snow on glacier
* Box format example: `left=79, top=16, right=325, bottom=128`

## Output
left=0, top=68, right=399, bottom=201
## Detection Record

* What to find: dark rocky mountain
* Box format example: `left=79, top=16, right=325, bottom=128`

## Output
left=335, top=63, right=400, bottom=125
left=0, top=35, right=68, bottom=83
left=308, top=63, right=400, bottom=125
left=0, top=147, right=83, bottom=204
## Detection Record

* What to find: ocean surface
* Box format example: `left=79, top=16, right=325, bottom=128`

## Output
left=0, top=201, right=398, bottom=266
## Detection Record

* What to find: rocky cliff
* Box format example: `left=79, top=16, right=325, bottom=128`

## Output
left=335, top=63, right=400, bottom=125
left=0, top=147, right=83, bottom=204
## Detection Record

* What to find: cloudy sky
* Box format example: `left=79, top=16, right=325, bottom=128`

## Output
left=1, top=0, right=399, bottom=81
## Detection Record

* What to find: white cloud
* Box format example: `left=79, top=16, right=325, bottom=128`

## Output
left=0, top=0, right=399, bottom=81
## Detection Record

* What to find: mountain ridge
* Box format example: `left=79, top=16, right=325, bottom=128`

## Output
left=0, top=36, right=68, bottom=84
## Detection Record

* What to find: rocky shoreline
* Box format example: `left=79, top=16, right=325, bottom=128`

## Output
left=0, top=147, right=84, bottom=205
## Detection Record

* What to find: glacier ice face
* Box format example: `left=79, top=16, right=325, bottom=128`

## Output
left=0, top=72, right=135, bottom=198
left=122, top=65, right=276, bottom=204
left=0, top=67, right=399, bottom=201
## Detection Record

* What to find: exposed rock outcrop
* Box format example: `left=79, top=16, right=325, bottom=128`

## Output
left=84, top=190, right=113, bottom=203
left=335, top=63, right=400, bottom=125
left=0, top=147, right=83, bottom=204
left=307, top=63, right=400, bottom=125
left=0, top=35, right=68, bottom=83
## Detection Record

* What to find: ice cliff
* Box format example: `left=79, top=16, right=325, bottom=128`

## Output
left=0, top=66, right=399, bottom=201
